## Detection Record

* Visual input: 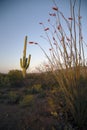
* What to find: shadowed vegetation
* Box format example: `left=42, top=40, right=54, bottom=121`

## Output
left=0, top=69, right=87, bottom=130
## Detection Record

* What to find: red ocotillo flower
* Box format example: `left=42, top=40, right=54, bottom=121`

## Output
left=48, top=19, right=50, bottom=22
left=68, top=17, right=73, bottom=20
left=34, top=42, right=38, bottom=45
left=54, top=30, right=56, bottom=33
left=49, top=48, right=52, bottom=51
left=28, top=42, right=38, bottom=45
left=53, top=37, right=55, bottom=41
left=49, top=13, right=52, bottom=16
left=57, top=24, right=61, bottom=30
left=66, top=37, right=71, bottom=41
left=39, top=22, right=43, bottom=25
left=44, top=28, right=49, bottom=31
left=52, top=7, right=58, bottom=11
left=49, top=13, right=56, bottom=16
left=52, top=13, right=56, bottom=16
left=28, top=42, right=34, bottom=44
left=78, top=16, right=82, bottom=19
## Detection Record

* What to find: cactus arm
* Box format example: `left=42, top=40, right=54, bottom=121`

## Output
left=23, top=57, right=26, bottom=67
left=20, top=57, right=26, bottom=68
left=20, top=58, right=23, bottom=68
left=26, top=54, right=31, bottom=69
left=27, top=54, right=31, bottom=66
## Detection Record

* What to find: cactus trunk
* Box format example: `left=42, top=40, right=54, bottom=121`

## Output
left=22, top=68, right=26, bottom=78
left=23, top=36, right=27, bottom=58
left=20, top=36, right=31, bottom=78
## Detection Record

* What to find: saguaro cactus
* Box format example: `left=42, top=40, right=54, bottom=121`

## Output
left=20, top=36, right=31, bottom=78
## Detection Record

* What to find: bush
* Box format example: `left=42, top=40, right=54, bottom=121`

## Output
left=8, top=91, right=20, bottom=104
left=38, top=91, right=46, bottom=98
left=8, top=70, right=23, bottom=87
left=24, top=84, right=42, bottom=95
left=19, top=94, right=34, bottom=107
left=69, top=76, right=87, bottom=128
left=0, top=74, right=11, bottom=88
left=32, top=84, right=42, bottom=93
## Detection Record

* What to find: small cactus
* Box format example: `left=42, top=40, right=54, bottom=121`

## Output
left=20, top=36, right=31, bottom=78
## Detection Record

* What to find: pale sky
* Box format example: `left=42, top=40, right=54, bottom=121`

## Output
left=0, top=0, right=87, bottom=73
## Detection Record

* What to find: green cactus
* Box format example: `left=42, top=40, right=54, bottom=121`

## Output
left=20, top=36, right=31, bottom=78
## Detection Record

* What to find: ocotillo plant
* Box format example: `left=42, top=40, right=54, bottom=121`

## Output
left=29, top=0, right=87, bottom=129
left=20, top=36, right=31, bottom=78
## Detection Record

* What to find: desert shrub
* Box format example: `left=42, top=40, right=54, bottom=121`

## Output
left=38, top=91, right=46, bottom=98
left=69, top=75, right=87, bottom=128
left=24, top=84, right=42, bottom=95
left=23, top=88, right=36, bottom=95
left=7, top=91, right=20, bottom=104
left=32, top=84, right=42, bottom=92
left=54, top=69, right=87, bottom=129
left=0, top=92, right=4, bottom=103
left=23, top=88, right=32, bottom=94
left=48, top=97, right=57, bottom=114
left=0, top=74, right=11, bottom=88
left=30, top=84, right=42, bottom=94
left=8, top=70, right=23, bottom=87
left=19, top=94, right=34, bottom=107
left=41, top=82, right=52, bottom=91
